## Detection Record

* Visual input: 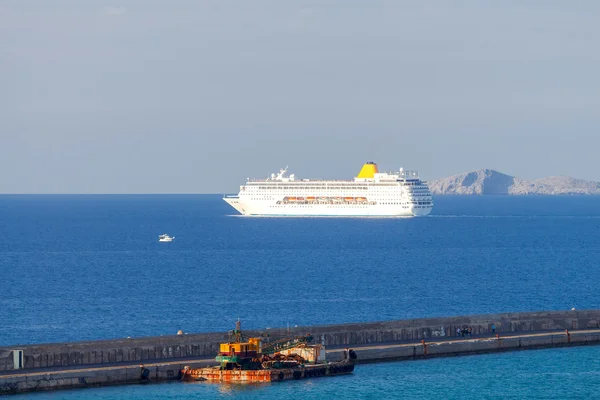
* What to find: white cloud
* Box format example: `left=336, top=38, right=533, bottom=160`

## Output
left=103, top=6, right=127, bottom=16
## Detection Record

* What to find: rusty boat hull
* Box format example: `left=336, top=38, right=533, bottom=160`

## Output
left=180, top=360, right=355, bottom=383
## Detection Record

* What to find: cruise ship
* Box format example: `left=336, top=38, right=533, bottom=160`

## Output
left=223, top=162, right=433, bottom=217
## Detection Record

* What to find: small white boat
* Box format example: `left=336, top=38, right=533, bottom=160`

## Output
left=159, top=234, right=174, bottom=242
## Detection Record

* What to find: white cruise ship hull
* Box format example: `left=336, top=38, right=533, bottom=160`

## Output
left=223, top=197, right=431, bottom=217
left=223, top=162, right=434, bottom=217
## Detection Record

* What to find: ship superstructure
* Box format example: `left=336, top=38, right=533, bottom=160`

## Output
left=223, top=162, right=433, bottom=217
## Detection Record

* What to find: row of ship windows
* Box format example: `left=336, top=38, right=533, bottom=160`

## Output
left=246, top=189, right=414, bottom=192
left=248, top=183, right=422, bottom=187
left=248, top=198, right=410, bottom=201
left=264, top=205, right=432, bottom=209
left=380, top=202, right=433, bottom=205
left=381, top=202, right=431, bottom=205
left=248, top=186, right=369, bottom=190
left=245, top=192, right=429, bottom=196
left=246, top=195, right=430, bottom=199
left=246, top=192, right=428, bottom=195
left=248, top=198, right=433, bottom=206
left=269, top=205, right=369, bottom=208
left=245, top=186, right=428, bottom=190
left=247, top=198, right=430, bottom=201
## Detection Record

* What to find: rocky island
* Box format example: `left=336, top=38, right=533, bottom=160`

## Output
left=427, top=169, right=600, bottom=195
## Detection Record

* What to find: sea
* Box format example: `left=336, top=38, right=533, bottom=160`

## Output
left=1, top=194, right=599, bottom=398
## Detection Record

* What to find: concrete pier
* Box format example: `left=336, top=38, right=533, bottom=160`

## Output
left=1, top=310, right=600, bottom=395
left=326, top=328, right=600, bottom=362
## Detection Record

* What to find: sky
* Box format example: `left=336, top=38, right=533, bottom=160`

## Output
left=1, top=0, right=599, bottom=193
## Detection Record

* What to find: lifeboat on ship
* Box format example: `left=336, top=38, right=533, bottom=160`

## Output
left=306, top=197, right=316, bottom=201
left=286, top=197, right=297, bottom=202
left=344, top=197, right=355, bottom=202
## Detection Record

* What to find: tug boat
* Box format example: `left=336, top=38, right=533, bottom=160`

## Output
left=179, top=321, right=357, bottom=383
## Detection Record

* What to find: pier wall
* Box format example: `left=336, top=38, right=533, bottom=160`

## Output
left=0, top=360, right=212, bottom=395
left=325, top=329, right=600, bottom=362
left=2, top=329, right=600, bottom=395
left=1, top=309, right=599, bottom=373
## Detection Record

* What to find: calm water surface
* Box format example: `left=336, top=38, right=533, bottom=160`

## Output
left=24, top=346, right=600, bottom=399
left=1, top=195, right=599, bottom=398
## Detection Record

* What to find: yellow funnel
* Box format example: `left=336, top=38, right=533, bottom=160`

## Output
left=356, top=162, right=378, bottom=179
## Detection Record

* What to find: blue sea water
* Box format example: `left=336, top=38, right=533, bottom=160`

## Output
left=25, top=346, right=600, bottom=399
left=1, top=195, right=600, bottom=398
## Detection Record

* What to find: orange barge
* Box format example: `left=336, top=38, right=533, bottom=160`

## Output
left=180, top=361, right=355, bottom=383
left=180, top=320, right=356, bottom=383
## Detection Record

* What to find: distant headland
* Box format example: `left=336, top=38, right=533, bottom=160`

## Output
left=428, top=169, right=600, bottom=195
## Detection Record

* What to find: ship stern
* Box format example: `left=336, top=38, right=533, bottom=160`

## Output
left=411, top=206, right=432, bottom=216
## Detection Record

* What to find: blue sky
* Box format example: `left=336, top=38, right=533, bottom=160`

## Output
left=2, top=1, right=599, bottom=193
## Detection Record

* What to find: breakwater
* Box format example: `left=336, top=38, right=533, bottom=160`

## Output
left=1, top=310, right=599, bottom=395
